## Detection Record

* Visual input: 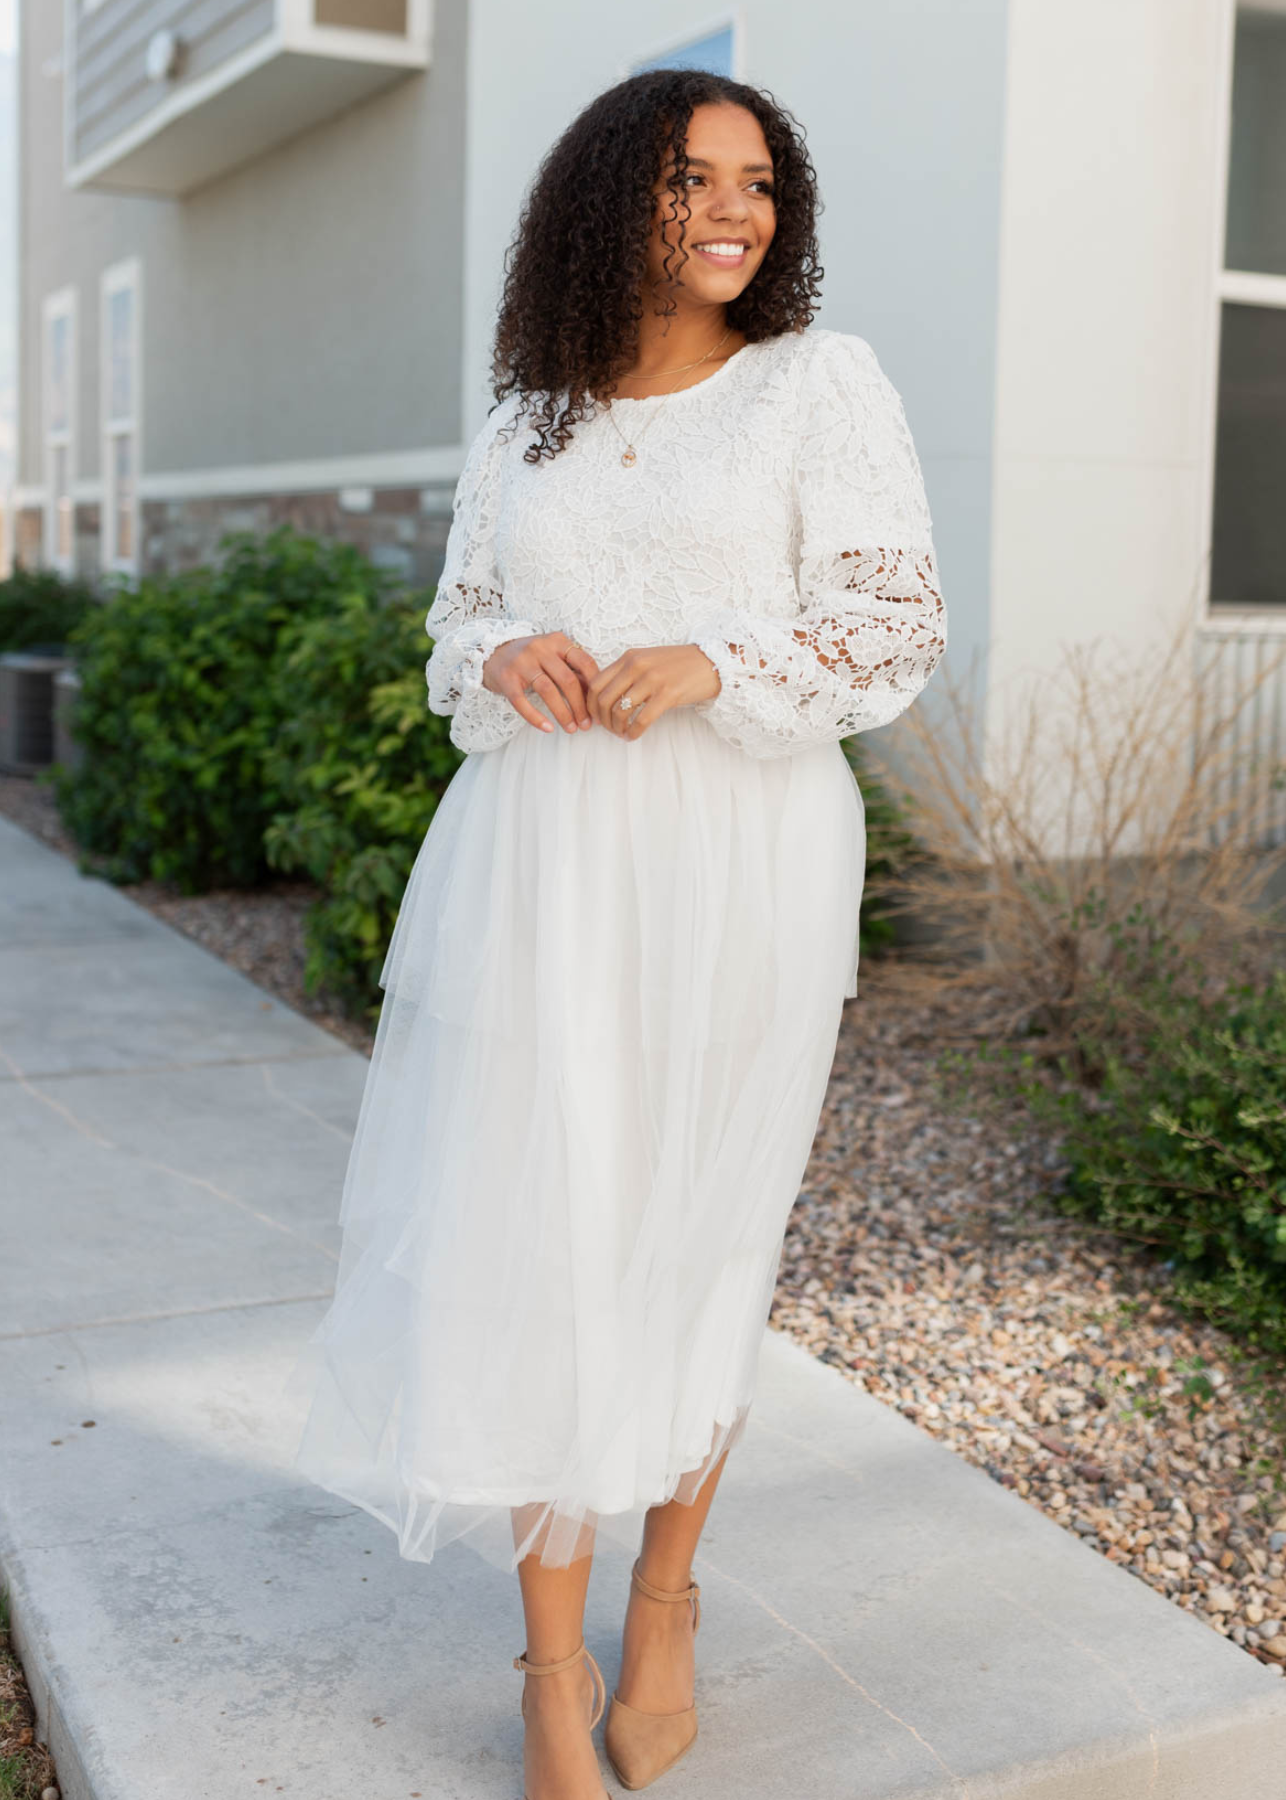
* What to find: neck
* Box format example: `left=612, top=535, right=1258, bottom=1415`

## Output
left=623, top=306, right=740, bottom=380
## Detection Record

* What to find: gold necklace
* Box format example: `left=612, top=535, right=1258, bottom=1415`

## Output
left=615, top=332, right=736, bottom=381
left=602, top=327, right=733, bottom=468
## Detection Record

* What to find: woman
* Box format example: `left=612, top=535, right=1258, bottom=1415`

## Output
left=287, top=67, right=945, bottom=1800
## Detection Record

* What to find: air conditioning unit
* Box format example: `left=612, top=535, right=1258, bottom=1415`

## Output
left=0, top=652, right=73, bottom=774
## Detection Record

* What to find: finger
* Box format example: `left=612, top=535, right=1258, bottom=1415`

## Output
left=621, top=689, right=662, bottom=740
left=504, top=683, right=556, bottom=733
left=563, top=646, right=601, bottom=719
left=527, top=668, right=579, bottom=733
left=590, top=658, right=640, bottom=731
left=546, top=653, right=593, bottom=728
left=584, top=659, right=623, bottom=731
left=565, top=645, right=601, bottom=680
left=611, top=680, right=657, bottom=740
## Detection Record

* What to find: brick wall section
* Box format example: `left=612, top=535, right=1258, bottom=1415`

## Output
left=139, top=487, right=456, bottom=588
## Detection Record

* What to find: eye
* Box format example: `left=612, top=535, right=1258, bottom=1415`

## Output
left=678, top=174, right=776, bottom=196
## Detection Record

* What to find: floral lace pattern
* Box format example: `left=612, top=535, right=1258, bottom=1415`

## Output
left=425, top=328, right=945, bottom=757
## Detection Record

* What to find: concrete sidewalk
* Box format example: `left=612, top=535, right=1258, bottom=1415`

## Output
left=1, top=811, right=1283, bottom=1800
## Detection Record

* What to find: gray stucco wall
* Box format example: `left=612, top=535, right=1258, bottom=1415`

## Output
left=19, top=0, right=468, bottom=484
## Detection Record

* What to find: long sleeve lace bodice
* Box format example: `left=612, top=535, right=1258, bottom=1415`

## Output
left=425, top=328, right=945, bottom=756
left=424, top=392, right=540, bottom=754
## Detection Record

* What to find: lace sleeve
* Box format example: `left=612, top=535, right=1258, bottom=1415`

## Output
left=425, top=393, right=540, bottom=754
left=691, top=332, right=946, bottom=759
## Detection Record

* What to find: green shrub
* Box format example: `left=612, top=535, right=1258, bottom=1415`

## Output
left=841, top=738, right=920, bottom=956
left=0, top=565, right=97, bottom=653
left=53, top=529, right=395, bottom=890
left=263, top=590, right=461, bottom=1018
left=949, top=956, right=1286, bottom=1356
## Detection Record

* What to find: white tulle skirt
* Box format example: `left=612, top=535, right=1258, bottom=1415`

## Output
left=283, top=701, right=865, bottom=1572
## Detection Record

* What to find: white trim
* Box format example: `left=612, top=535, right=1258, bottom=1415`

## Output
left=281, top=21, right=430, bottom=68
left=99, top=256, right=142, bottom=575
left=1218, top=268, right=1286, bottom=309
left=625, top=12, right=744, bottom=81
left=41, top=286, right=78, bottom=573
left=137, top=444, right=465, bottom=501
left=1202, top=608, right=1286, bottom=635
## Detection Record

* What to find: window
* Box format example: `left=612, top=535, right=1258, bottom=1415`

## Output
left=42, top=289, right=76, bottom=572
left=1210, top=5, right=1286, bottom=608
left=100, top=260, right=141, bottom=573
left=631, top=22, right=736, bottom=79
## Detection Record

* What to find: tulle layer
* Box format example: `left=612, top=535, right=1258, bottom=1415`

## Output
left=283, top=702, right=865, bottom=1571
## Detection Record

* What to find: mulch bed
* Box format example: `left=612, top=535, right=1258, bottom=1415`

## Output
left=3, top=772, right=1283, bottom=1687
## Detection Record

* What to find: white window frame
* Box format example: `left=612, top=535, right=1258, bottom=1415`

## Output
left=1202, top=0, right=1286, bottom=620
left=100, top=257, right=142, bottom=575
left=41, top=287, right=77, bottom=574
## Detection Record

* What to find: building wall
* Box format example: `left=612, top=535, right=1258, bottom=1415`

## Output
left=17, top=0, right=469, bottom=578
left=987, top=0, right=1235, bottom=731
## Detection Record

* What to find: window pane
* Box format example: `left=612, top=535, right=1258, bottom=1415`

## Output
left=633, top=28, right=734, bottom=78
left=47, top=314, right=70, bottom=435
left=1210, top=301, right=1286, bottom=606
left=113, top=433, right=135, bottom=561
left=107, top=286, right=133, bottom=422
left=1225, top=8, right=1286, bottom=277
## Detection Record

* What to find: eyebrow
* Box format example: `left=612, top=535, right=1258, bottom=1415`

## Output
left=681, top=157, right=775, bottom=175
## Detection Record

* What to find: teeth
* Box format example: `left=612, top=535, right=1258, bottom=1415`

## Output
left=696, top=242, right=747, bottom=257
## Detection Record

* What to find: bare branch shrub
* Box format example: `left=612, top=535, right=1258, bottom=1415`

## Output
left=862, top=598, right=1286, bottom=1063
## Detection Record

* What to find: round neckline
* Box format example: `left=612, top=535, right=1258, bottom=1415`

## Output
left=596, top=336, right=764, bottom=408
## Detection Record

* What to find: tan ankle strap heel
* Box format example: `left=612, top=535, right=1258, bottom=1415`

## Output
left=514, top=1641, right=611, bottom=1800
left=628, top=1561, right=702, bottom=1634
left=513, top=1639, right=607, bottom=1730
left=603, top=1560, right=702, bottom=1790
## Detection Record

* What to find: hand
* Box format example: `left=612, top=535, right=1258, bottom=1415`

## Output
left=481, top=630, right=602, bottom=734
left=585, top=644, right=722, bottom=742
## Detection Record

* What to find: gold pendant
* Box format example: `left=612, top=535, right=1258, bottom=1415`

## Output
left=621, top=446, right=637, bottom=467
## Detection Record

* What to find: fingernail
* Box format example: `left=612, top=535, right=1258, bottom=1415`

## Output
left=541, top=721, right=553, bottom=732
left=579, top=719, right=592, bottom=730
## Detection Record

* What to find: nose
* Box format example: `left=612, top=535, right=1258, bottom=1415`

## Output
left=706, top=178, right=750, bottom=224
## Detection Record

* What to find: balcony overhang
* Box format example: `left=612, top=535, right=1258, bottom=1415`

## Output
left=66, top=4, right=431, bottom=198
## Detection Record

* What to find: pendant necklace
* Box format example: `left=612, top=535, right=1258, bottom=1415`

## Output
left=602, top=327, right=733, bottom=468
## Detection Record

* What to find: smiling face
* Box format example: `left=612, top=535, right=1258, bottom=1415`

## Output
left=644, top=101, right=778, bottom=315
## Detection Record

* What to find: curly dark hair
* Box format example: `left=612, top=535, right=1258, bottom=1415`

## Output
left=491, top=69, right=824, bottom=463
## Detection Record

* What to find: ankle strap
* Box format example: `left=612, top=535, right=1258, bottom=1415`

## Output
left=630, top=1559, right=702, bottom=1632
left=513, top=1641, right=589, bottom=1676
left=513, top=1642, right=607, bottom=1728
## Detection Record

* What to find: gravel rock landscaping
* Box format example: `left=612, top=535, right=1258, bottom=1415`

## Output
left=779, top=962, right=1286, bottom=1672
left=3, top=772, right=1283, bottom=1678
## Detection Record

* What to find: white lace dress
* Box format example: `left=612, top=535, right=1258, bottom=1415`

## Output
left=286, top=326, right=946, bottom=1572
